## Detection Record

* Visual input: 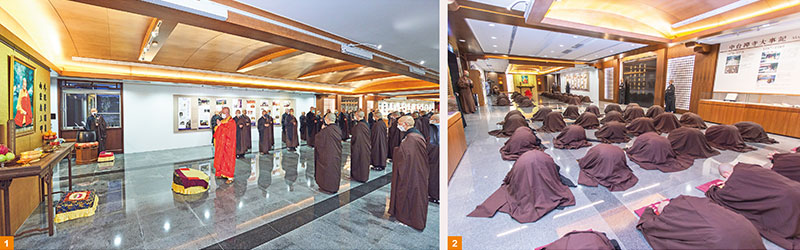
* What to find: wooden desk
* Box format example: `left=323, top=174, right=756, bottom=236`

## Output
left=0, top=142, right=74, bottom=236
left=447, top=112, right=467, bottom=182
left=697, top=100, right=800, bottom=138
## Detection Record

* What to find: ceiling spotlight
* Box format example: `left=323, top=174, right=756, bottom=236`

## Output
left=559, top=44, right=564, bottom=47
left=489, top=23, right=495, bottom=27
left=377, top=44, right=382, bottom=49
left=610, top=50, right=614, bottom=52
left=572, top=35, right=578, bottom=38
left=491, top=36, right=497, bottom=39
left=493, top=45, right=498, bottom=47
left=420, top=60, right=425, bottom=65
left=458, top=39, right=466, bottom=42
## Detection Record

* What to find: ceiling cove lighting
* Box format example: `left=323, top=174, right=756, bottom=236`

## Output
left=142, top=0, right=228, bottom=21
left=673, top=0, right=800, bottom=36
left=671, top=0, right=759, bottom=28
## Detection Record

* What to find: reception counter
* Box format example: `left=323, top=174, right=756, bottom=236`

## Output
left=697, top=99, right=800, bottom=138
left=447, top=112, right=467, bottom=182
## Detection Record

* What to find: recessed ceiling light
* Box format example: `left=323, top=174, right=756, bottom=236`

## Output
left=420, top=60, right=425, bottom=65
left=489, top=23, right=495, bottom=27
left=559, top=44, right=564, bottom=47
left=377, top=44, right=382, bottom=49
left=573, top=35, right=578, bottom=38
left=630, top=44, right=636, bottom=46
left=458, top=39, right=466, bottom=42
left=493, top=45, right=498, bottom=47
left=491, top=36, right=497, bottom=39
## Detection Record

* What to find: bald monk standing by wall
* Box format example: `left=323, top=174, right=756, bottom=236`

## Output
left=389, top=116, right=430, bottom=230
left=371, top=112, right=388, bottom=171
left=457, top=70, right=477, bottom=114
left=349, top=111, right=371, bottom=182
left=315, top=113, right=343, bottom=193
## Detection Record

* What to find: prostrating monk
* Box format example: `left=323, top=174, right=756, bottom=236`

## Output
left=653, top=112, right=681, bottom=133
left=531, top=107, right=552, bottom=121
left=562, top=105, right=580, bottom=119
left=567, top=96, right=581, bottom=105
left=585, top=105, right=601, bottom=117
left=573, top=112, right=600, bottom=129
left=457, top=70, right=477, bottom=114
left=427, top=114, right=440, bottom=204
left=494, top=94, right=511, bottom=106
left=771, top=152, right=800, bottom=182
left=500, top=127, right=544, bottom=161
left=314, top=113, right=343, bottom=193
left=468, top=150, right=575, bottom=223
left=668, top=127, right=720, bottom=159
left=489, top=113, right=528, bottom=137
left=306, top=107, right=317, bottom=147
left=679, top=112, right=707, bottom=129
left=214, top=107, right=236, bottom=184
left=554, top=125, right=592, bottom=149
left=645, top=105, right=664, bottom=118
left=600, top=111, right=625, bottom=124
left=387, top=112, right=402, bottom=160
left=235, top=110, right=252, bottom=158
left=578, top=144, right=638, bottom=191
left=349, top=111, right=371, bottom=182
left=734, top=121, right=778, bottom=144
left=637, top=195, right=766, bottom=250
left=627, top=132, right=693, bottom=172
left=540, top=230, right=618, bottom=250
left=338, top=109, right=351, bottom=141
left=622, top=106, right=645, bottom=123
left=708, top=163, right=800, bottom=249
left=603, top=104, right=622, bottom=114
left=497, top=110, right=523, bottom=125
left=370, top=112, right=388, bottom=171
left=257, top=110, right=274, bottom=154
left=626, top=117, right=657, bottom=136
left=705, top=125, right=756, bottom=152
left=538, top=112, right=566, bottom=133
left=581, top=96, right=591, bottom=103
left=389, top=116, right=429, bottom=230
left=594, top=121, right=630, bottom=144
left=516, top=97, right=535, bottom=107
left=283, top=109, right=299, bottom=151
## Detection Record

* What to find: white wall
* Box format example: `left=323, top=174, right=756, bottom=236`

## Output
left=556, top=67, right=599, bottom=104
left=123, top=82, right=315, bottom=153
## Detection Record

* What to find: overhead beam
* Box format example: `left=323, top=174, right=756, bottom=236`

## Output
left=353, top=78, right=438, bottom=94
left=236, top=47, right=303, bottom=73
left=469, top=53, right=586, bottom=65
left=298, top=62, right=363, bottom=79
left=339, top=71, right=399, bottom=83
left=138, top=18, right=178, bottom=62
left=508, top=59, right=574, bottom=68
left=524, top=0, right=553, bottom=23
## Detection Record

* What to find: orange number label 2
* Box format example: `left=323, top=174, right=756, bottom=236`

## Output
left=448, top=236, right=462, bottom=250
left=0, top=236, right=13, bottom=250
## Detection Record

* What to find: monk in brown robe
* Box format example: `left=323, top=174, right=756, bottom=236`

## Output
left=567, top=96, right=581, bottom=105
left=708, top=163, right=800, bottom=249
left=413, top=111, right=430, bottom=142
left=770, top=152, right=800, bottom=182
left=499, top=126, right=543, bottom=161
left=516, top=97, right=535, bottom=107
left=625, top=117, right=657, bottom=136
left=387, top=112, right=402, bottom=160
left=349, top=111, right=371, bottom=182
left=585, top=105, right=601, bottom=117
left=489, top=113, right=528, bottom=137
left=554, top=125, right=592, bottom=149
left=734, top=121, right=778, bottom=144
left=653, top=112, right=680, bottom=133
left=539, top=112, right=567, bottom=133
left=314, top=113, right=343, bottom=193
left=494, top=94, right=511, bottom=106
left=257, top=110, right=274, bottom=154
left=562, top=105, right=580, bottom=119
left=235, top=110, right=252, bottom=158
left=595, top=121, right=630, bottom=143
left=578, top=144, right=638, bottom=191
left=370, top=112, right=388, bottom=171
left=600, top=111, right=625, bottom=124
left=497, top=110, right=523, bottom=125
left=668, top=127, right=720, bottom=159
left=214, top=107, right=236, bottom=184
left=306, top=107, right=318, bottom=147
left=626, top=132, right=693, bottom=172
left=541, top=230, right=618, bottom=250
left=603, top=104, right=622, bottom=114
left=705, top=125, right=756, bottom=152
left=573, top=112, right=599, bottom=129
left=531, top=107, right=552, bottom=121
left=679, top=112, right=707, bottom=129
left=389, top=116, right=429, bottom=230
left=645, top=105, right=664, bottom=118
left=637, top=195, right=766, bottom=250
left=457, top=70, right=477, bottom=114
left=622, top=106, right=645, bottom=123
left=468, top=150, right=575, bottom=223
left=427, top=114, right=440, bottom=203
left=282, top=109, right=299, bottom=151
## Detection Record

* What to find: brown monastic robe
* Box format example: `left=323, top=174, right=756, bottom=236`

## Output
left=562, top=105, right=580, bottom=119
left=387, top=118, right=402, bottom=159
left=573, top=112, right=600, bottom=129
left=706, top=163, right=800, bottom=249
left=427, top=124, right=440, bottom=201
left=349, top=120, right=371, bottom=182
left=772, top=152, right=800, bottom=182
left=554, top=125, right=592, bottom=149
left=567, top=96, right=581, bottom=105
left=585, top=105, right=601, bottom=117
left=594, top=121, right=630, bottom=143
left=257, top=114, right=274, bottom=153
left=668, top=127, right=720, bottom=159
left=499, top=127, right=543, bottom=161
left=623, top=106, right=645, bottom=123
left=734, top=121, right=778, bottom=144
left=236, top=115, right=252, bottom=155
left=653, top=112, right=681, bottom=133
left=457, top=76, right=477, bottom=114
left=370, top=118, right=388, bottom=167
left=498, top=110, right=523, bottom=125
left=516, top=97, right=535, bottom=107
left=603, top=104, right=622, bottom=114
left=679, top=112, right=707, bottom=129
left=389, top=130, right=429, bottom=230
left=705, top=125, right=756, bottom=152
left=625, top=117, right=657, bottom=136
left=627, top=132, right=693, bottom=172
left=282, top=114, right=299, bottom=148
left=541, top=230, right=617, bottom=250
left=531, top=107, right=552, bottom=121
left=468, top=150, right=575, bottom=223
left=645, top=105, right=664, bottom=118
left=637, top=195, right=765, bottom=250
left=306, top=112, right=318, bottom=147
left=600, top=111, right=625, bottom=124
left=314, top=124, right=343, bottom=193
left=494, top=94, right=511, bottom=106
left=413, top=117, right=430, bottom=141
left=489, top=114, right=528, bottom=137
left=578, top=144, right=638, bottom=191
left=538, top=112, right=566, bottom=133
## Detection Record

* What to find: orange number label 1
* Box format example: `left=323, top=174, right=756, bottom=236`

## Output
left=0, top=236, right=13, bottom=250
left=448, top=236, right=462, bottom=250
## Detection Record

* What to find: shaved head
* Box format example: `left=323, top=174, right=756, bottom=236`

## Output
left=325, top=113, right=336, bottom=124
left=398, top=115, right=415, bottom=128
left=430, top=114, right=439, bottom=124
left=356, top=111, right=365, bottom=119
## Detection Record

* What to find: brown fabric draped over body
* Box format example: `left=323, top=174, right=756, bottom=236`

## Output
left=627, top=132, right=693, bottom=172
left=772, top=152, right=800, bottom=182
left=623, top=106, right=645, bottom=123
left=706, top=163, right=800, bottom=249
left=389, top=131, right=430, bottom=230
left=581, top=96, right=592, bottom=103
left=500, top=127, right=544, bottom=161
left=578, top=144, right=638, bottom=191
left=734, top=121, right=778, bottom=144
left=236, top=116, right=252, bottom=155
left=531, top=107, right=552, bottom=121
left=554, top=125, right=593, bottom=149
left=603, top=104, right=622, bottom=114
left=414, top=117, right=430, bottom=141
left=626, top=117, right=658, bottom=136
left=567, top=96, right=581, bottom=105
left=585, top=105, right=601, bottom=117
left=541, top=230, right=616, bottom=250
left=595, top=121, right=630, bottom=143
left=387, top=118, right=402, bottom=159
left=494, top=94, right=511, bottom=106
left=457, top=76, right=477, bottom=114
left=538, top=112, right=566, bottom=133
left=679, top=112, right=707, bottom=129
left=574, top=112, right=600, bottom=129
left=668, top=127, right=720, bottom=159
left=653, top=112, right=681, bottom=133
left=600, top=111, right=625, bottom=124
left=490, top=114, right=528, bottom=137
left=645, top=105, right=664, bottom=118
left=498, top=110, right=524, bottom=125
left=705, top=125, right=756, bottom=152
left=637, top=195, right=765, bottom=250
left=562, top=105, right=580, bottom=119
left=314, top=125, right=343, bottom=193
left=349, top=121, right=371, bottom=182
left=516, top=97, right=535, bottom=107
left=468, top=150, right=575, bottom=223
left=370, top=119, right=389, bottom=167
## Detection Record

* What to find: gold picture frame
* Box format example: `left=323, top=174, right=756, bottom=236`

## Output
left=9, top=56, right=36, bottom=136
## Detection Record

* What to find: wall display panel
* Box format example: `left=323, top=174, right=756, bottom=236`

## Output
left=604, top=68, right=614, bottom=100
left=177, top=97, right=192, bottom=130
left=174, top=95, right=295, bottom=132
left=340, top=97, right=360, bottom=112
left=198, top=98, right=211, bottom=129
left=622, top=57, right=656, bottom=107
left=714, top=30, right=800, bottom=94
left=563, top=71, right=589, bottom=91
left=377, top=100, right=434, bottom=116
left=666, top=55, right=695, bottom=110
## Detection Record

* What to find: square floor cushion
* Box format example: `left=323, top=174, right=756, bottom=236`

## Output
left=55, top=190, right=98, bottom=223
left=172, top=168, right=210, bottom=195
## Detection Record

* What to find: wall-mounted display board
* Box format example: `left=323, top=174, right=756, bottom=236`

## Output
left=666, top=55, right=696, bottom=110
left=174, top=95, right=295, bottom=133
left=563, top=71, right=589, bottom=91
left=513, top=74, right=535, bottom=87
left=377, top=100, right=435, bottom=116
left=714, top=30, right=800, bottom=94
left=340, top=96, right=360, bottom=112
left=622, top=57, right=656, bottom=107
left=604, top=67, right=614, bottom=100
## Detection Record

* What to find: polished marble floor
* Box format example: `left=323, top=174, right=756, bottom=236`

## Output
left=448, top=98, right=792, bottom=250
left=15, top=137, right=438, bottom=249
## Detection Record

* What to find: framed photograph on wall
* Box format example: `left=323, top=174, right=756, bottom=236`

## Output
left=9, top=56, right=35, bottom=135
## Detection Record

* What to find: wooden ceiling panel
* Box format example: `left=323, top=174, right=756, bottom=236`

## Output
left=49, top=0, right=111, bottom=59
left=183, top=33, right=263, bottom=69
left=244, top=52, right=339, bottom=79
left=211, top=43, right=282, bottom=72
left=151, top=23, right=221, bottom=66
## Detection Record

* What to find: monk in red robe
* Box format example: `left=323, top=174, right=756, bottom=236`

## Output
left=389, top=116, right=429, bottom=230
left=14, top=81, right=33, bottom=127
left=214, top=107, right=236, bottom=184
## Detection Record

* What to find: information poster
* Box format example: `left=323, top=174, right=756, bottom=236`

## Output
left=177, top=97, right=192, bottom=130
left=215, top=99, right=227, bottom=112
left=245, top=99, right=257, bottom=125
left=198, top=98, right=211, bottom=129
left=714, top=30, right=800, bottom=94
left=756, top=47, right=781, bottom=86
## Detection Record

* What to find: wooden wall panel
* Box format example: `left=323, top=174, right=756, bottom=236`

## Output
left=447, top=112, right=467, bottom=182
left=654, top=48, right=667, bottom=107
left=698, top=100, right=800, bottom=138
left=468, top=70, right=484, bottom=106
left=688, top=44, right=719, bottom=114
